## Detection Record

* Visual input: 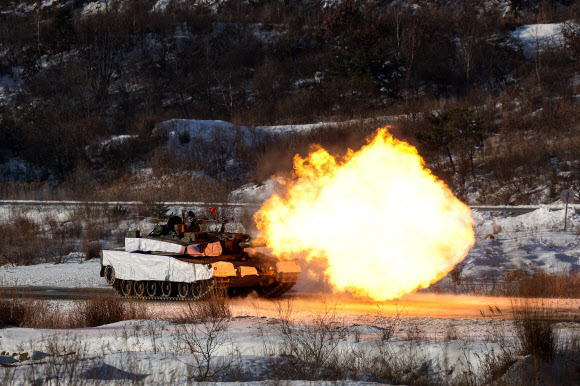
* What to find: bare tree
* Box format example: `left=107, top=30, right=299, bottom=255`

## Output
left=74, top=1, right=126, bottom=113
left=174, top=293, right=238, bottom=382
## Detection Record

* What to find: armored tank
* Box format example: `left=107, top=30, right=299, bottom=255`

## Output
left=99, top=211, right=301, bottom=300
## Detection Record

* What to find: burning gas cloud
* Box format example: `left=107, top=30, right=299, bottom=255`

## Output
left=255, top=128, right=475, bottom=301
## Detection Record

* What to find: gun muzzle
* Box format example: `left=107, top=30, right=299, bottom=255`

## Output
left=239, top=237, right=267, bottom=249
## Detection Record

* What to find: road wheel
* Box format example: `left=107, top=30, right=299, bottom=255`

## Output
left=121, top=280, right=133, bottom=296
left=190, top=282, right=203, bottom=300
left=134, top=281, right=145, bottom=297
left=112, top=279, right=122, bottom=295
left=104, top=266, right=115, bottom=285
left=191, top=278, right=227, bottom=300
left=177, top=282, right=190, bottom=299
left=256, top=273, right=299, bottom=298
left=146, top=281, right=158, bottom=297
left=161, top=281, right=173, bottom=298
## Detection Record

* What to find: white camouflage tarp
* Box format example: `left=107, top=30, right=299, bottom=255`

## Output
left=102, top=250, right=213, bottom=282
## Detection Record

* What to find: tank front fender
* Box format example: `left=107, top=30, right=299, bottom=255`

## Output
left=212, top=261, right=237, bottom=277
left=276, top=261, right=302, bottom=274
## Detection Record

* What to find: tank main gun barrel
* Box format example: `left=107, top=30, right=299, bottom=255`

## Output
left=239, top=237, right=267, bottom=249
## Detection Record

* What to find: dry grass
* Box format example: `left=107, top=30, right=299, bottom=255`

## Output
left=475, top=347, right=519, bottom=385
left=175, top=285, right=232, bottom=324
left=0, top=288, right=27, bottom=328
left=70, top=291, right=148, bottom=328
left=0, top=173, right=230, bottom=203
left=502, top=268, right=580, bottom=298
left=270, top=298, right=347, bottom=381
left=477, top=300, right=580, bottom=385
left=0, top=216, right=45, bottom=266
left=0, top=294, right=67, bottom=329
left=95, top=174, right=231, bottom=203
left=440, top=268, right=580, bottom=298
left=512, top=301, right=558, bottom=362
left=0, top=206, right=126, bottom=266
left=0, top=181, right=68, bottom=200
left=0, top=288, right=148, bottom=329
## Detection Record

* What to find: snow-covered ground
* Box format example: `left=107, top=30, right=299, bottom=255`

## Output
left=0, top=297, right=578, bottom=384
left=466, top=207, right=579, bottom=276
left=0, top=258, right=104, bottom=288
left=157, top=118, right=343, bottom=155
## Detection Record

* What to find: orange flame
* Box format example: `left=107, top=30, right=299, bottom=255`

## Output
left=254, top=128, right=475, bottom=301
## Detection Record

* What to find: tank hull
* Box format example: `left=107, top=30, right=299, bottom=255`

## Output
left=100, top=248, right=301, bottom=300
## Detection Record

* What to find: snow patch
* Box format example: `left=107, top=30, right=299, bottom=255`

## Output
left=511, top=23, right=567, bottom=58
left=230, top=179, right=282, bottom=204
left=98, top=134, right=138, bottom=149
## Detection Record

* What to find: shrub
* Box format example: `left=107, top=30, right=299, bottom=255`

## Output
left=174, top=287, right=234, bottom=382
left=21, top=299, right=67, bottom=329
left=0, top=289, right=147, bottom=329
left=82, top=240, right=101, bottom=261
left=0, top=216, right=45, bottom=265
left=273, top=299, right=347, bottom=380
left=0, top=287, right=67, bottom=329
left=0, top=288, right=27, bottom=327
left=71, top=291, right=148, bottom=328
left=176, top=284, right=231, bottom=323
left=503, top=268, right=580, bottom=298
left=149, top=202, right=170, bottom=220
left=110, top=204, right=129, bottom=221
left=513, top=301, right=558, bottom=362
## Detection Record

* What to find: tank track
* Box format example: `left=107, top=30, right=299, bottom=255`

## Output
left=256, top=273, right=300, bottom=298
left=104, top=266, right=299, bottom=300
left=110, top=277, right=229, bottom=301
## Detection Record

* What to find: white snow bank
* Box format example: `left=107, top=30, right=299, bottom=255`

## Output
left=463, top=207, right=579, bottom=278
left=158, top=118, right=332, bottom=149
left=155, top=119, right=336, bottom=178
left=160, top=119, right=244, bottom=146
left=511, top=23, right=567, bottom=58
left=230, top=179, right=283, bottom=204
left=151, top=0, right=170, bottom=12
left=81, top=1, right=107, bottom=15
left=98, top=134, right=138, bottom=149
left=0, top=258, right=105, bottom=288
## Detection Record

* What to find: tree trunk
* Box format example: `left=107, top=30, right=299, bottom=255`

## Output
left=446, top=146, right=456, bottom=173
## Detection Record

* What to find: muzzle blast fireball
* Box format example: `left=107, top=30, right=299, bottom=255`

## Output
left=255, top=128, right=475, bottom=301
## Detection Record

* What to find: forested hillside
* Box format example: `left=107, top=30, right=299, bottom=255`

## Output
left=0, top=0, right=578, bottom=204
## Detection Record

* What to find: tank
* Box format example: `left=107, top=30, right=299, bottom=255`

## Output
left=99, top=211, right=301, bottom=300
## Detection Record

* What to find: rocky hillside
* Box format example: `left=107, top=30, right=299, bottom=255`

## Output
left=0, top=0, right=578, bottom=204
